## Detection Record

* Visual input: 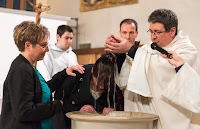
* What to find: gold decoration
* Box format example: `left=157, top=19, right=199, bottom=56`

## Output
left=26, top=0, right=50, bottom=24
left=80, top=0, right=138, bottom=12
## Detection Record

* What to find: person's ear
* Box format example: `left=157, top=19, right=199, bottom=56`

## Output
left=24, top=41, right=32, bottom=51
left=135, top=31, right=139, bottom=37
left=170, top=27, right=176, bottom=37
left=56, top=34, right=60, bottom=41
left=119, top=30, right=122, bottom=36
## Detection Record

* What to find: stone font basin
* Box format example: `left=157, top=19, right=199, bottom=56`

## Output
left=66, top=111, right=158, bottom=129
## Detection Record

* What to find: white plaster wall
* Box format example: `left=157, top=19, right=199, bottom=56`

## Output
left=37, top=0, right=48, bottom=9
left=0, top=8, right=70, bottom=81
left=46, top=0, right=200, bottom=52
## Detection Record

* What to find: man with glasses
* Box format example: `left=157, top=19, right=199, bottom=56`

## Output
left=105, top=9, right=200, bottom=129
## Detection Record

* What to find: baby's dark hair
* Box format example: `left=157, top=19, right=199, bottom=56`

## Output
left=93, top=53, right=117, bottom=96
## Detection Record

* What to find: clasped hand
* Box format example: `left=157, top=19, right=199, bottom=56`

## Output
left=104, top=34, right=133, bottom=53
left=80, top=105, right=114, bottom=115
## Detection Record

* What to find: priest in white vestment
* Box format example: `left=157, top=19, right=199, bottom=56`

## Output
left=105, top=9, right=200, bottom=129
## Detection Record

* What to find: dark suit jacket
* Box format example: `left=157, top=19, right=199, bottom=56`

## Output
left=0, top=54, right=67, bottom=129
left=55, top=64, right=116, bottom=129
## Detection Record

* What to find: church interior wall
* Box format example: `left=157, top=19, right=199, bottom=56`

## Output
left=46, top=0, right=200, bottom=54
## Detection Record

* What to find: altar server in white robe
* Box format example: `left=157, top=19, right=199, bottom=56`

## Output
left=105, top=9, right=200, bottom=129
left=37, top=25, right=78, bottom=81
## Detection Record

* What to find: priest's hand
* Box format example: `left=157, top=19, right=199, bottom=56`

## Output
left=160, top=51, right=184, bottom=67
left=104, top=34, right=133, bottom=53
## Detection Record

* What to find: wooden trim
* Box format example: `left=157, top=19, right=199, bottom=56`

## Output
left=73, top=45, right=143, bottom=55
left=73, top=47, right=105, bottom=55
left=6, top=0, right=13, bottom=8
left=139, top=44, right=143, bottom=47
left=33, top=0, right=36, bottom=5
left=20, top=0, right=26, bottom=10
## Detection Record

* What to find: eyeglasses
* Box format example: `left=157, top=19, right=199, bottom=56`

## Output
left=147, top=29, right=166, bottom=36
left=37, top=42, right=48, bottom=49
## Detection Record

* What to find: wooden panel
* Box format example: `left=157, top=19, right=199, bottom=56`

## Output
left=73, top=45, right=143, bottom=55
left=0, top=0, right=6, bottom=7
left=73, top=45, right=143, bottom=65
left=6, top=0, right=13, bottom=8
left=20, top=0, right=26, bottom=10
left=73, top=47, right=105, bottom=65
left=73, top=47, right=105, bottom=55
left=33, top=0, right=36, bottom=5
